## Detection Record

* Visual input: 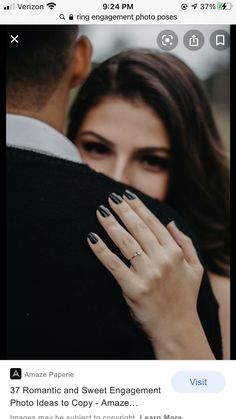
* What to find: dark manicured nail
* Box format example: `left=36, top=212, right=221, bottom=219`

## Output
left=98, top=205, right=111, bottom=217
left=109, top=192, right=123, bottom=204
left=123, top=189, right=137, bottom=200
left=87, top=232, right=98, bottom=244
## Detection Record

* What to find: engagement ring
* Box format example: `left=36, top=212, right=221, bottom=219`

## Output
left=129, top=250, right=143, bottom=263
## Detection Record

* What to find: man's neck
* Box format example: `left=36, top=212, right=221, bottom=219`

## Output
left=7, top=86, right=69, bottom=134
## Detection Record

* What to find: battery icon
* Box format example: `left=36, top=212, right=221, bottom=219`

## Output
left=217, top=2, right=233, bottom=9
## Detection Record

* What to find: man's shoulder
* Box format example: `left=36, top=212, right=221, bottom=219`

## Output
left=7, top=145, right=91, bottom=175
left=7, top=146, right=176, bottom=226
left=6, top=146, right=183, bottom=228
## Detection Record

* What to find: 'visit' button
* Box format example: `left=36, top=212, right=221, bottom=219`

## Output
left=172, top=371, right=225, bottom=393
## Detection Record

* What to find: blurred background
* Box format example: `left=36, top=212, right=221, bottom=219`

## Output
left=67, top=25, right=230, bottom=151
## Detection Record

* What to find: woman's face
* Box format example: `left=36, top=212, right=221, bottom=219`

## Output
left=75, top=98, right=171, bottom=200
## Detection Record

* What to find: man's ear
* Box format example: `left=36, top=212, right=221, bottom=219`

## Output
left=70, top=36, right=92, bottom=88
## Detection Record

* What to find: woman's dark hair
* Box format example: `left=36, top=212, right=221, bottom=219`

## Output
left=68, top=49, right=229, bottom=277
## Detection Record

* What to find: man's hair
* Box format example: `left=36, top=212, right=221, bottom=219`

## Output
left=6, top=25, right=79, bottom=109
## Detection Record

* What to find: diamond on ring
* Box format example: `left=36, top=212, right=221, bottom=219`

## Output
left=129, top=250, right=143, bottom=263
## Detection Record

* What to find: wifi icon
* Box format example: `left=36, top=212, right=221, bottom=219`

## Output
left=47, top=2, right=56, bottom=9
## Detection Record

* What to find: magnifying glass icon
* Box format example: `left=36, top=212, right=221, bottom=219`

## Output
left=59, top=14, right=65, bottom=20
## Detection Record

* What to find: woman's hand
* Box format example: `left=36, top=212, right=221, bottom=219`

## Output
left=87, top=190, right=215, bottom=359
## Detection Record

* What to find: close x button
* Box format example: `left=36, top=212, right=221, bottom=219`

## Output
left=10, top=34, right=19, bottom=44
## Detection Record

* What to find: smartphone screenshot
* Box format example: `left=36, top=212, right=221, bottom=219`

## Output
left=1, top=1, right=233, bottom=419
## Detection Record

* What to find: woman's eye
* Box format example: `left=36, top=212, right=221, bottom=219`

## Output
left=139, top=155, right=171, bottom=171
left=81, top=141, right=111, bottom=155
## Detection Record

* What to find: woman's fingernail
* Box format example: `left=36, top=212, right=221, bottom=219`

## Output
left=109, top=192, right=123, bottom=204
left=98, top=205, right=111, bottom=217
left=87, top=232, right=98, bottom=244
left=171, top=220, right=179, bottom=229
left=123, top=189, right=137, bottom=200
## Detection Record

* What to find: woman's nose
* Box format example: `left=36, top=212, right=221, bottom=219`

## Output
left=108, top=160, right=131, bottom=185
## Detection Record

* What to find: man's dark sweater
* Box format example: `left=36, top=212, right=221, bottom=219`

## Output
left=6, top=147, right=222, bottom=359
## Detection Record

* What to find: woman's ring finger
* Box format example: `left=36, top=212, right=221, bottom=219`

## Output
left=129, top=250, right=143, bottom=263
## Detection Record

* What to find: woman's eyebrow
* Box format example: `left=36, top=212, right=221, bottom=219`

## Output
left=135, top=147, right=171, bottom=154
left=79, top=131, right=171, bottom=154
left=79, top=131, right=114, bottom=148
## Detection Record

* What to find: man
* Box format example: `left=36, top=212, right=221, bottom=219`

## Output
left=6, top=26, right=221, bottom=359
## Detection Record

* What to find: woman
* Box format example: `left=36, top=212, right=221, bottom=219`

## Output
left=68, top=50, right=229, bottom=359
